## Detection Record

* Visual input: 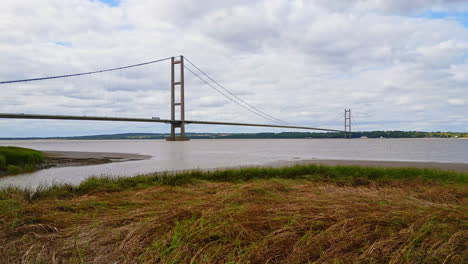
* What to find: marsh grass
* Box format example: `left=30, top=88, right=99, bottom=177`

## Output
left=0, top=146, right=44, bottom=174
left=0, top=155, right=5, bottom=169
left=0, top=164, right=466, bottom=263
left=0, top=164, right=465, bottom=201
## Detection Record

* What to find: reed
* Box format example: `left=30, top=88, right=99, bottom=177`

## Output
left=0, top=164, right=465, bottom=201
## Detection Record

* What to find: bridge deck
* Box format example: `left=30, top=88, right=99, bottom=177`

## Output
left=0, top=113, right=344, bottom=132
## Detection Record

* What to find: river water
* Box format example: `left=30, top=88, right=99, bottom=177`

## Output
left=0, top=138, right=467, bottom=188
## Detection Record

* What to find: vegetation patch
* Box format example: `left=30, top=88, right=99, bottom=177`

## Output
left=0, top=146, right=44, bottom=176
left=0, top=165, right=466, bottom=263
left=1, top=164, right=465, bottom=201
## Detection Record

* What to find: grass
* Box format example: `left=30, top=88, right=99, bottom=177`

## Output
left=0, top=164, right=466, bottom=201
left=0, top=164, right=466, bottom=263
left=0, top=146, right=44, bottom=175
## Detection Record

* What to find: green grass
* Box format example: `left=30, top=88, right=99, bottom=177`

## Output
left=0, top=164, right=466, bottom=263
left=1, top=164, right=465, bottom=201
left=0, top=146, right=44, bottom=174
left=7, top=165, right=23, bottom=175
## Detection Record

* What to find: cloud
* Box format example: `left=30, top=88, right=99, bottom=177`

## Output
left=315, top=0, right=468, bottom=14
left=448, top=99, right=465, bottom=105
left=0, top=0, right=467, bottom=137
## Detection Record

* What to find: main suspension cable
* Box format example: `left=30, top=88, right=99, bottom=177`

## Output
left=0, top=57, right=173, bottom=84
left=184, top=57, right=290, bottom=125
left=184, top=64, right=289, bottom=125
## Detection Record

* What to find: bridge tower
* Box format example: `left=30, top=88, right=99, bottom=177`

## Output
left=166, top=56, right=190, bottom=141
left=344, top=109, right=351, bottom=139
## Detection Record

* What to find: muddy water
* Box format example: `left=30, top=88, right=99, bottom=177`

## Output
left=0, top=138, right=467, bottom=188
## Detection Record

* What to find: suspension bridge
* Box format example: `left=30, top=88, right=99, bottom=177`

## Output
left=0, top=55, right=351, bottom=140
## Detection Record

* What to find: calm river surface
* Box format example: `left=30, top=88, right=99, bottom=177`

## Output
left=0, top=138, right=467, bottom=188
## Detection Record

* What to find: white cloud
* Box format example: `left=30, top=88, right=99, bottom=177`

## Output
left=0, top=0, right=467, bottom=137
left=315, top=0, right=468, bottom=14
left=450, top=64, right=468, bottom=82
left=448, top=98, right=465, bottom=105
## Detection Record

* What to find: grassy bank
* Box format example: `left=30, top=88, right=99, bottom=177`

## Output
left=0, top=146, right=44, bottom=175
left=0, top=165, right=466, bottom=263
left=1, top=164, right=466, bottom=201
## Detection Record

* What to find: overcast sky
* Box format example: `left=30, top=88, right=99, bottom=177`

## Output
left=0, top=0, right=467, bottom=137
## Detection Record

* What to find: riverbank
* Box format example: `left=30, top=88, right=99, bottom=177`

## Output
left=0, top=165, right=466, bottom=263
left=1, top=150, right=150, bottom=177
left=1, top=139, right=467, bottom=187
left=35, top=150, right=468, bottom=173
left=41, top=151, right=151, bottom=168
left=0, top=146, right=44, bottom=176
left=268, top=159, right=468, bottom=173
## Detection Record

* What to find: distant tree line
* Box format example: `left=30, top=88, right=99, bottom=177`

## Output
left=1, top=131, right=466, bottom=140
left=204, top=131, right=467, bottom=139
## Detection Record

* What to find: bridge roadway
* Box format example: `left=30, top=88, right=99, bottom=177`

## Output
left=0, top=113, right=343, bottom=132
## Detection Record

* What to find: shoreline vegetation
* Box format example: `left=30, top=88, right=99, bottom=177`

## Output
left=0, top=146, right=44, bottom=176
left=270, top=159, right=468, bottom=173
left=0, top=130, right=467, bottom=140
left=0, top=164, right=466, bottom=263
left=0, top=147, right=150, bottom=177
left=1, top=147, right=467, bottom=178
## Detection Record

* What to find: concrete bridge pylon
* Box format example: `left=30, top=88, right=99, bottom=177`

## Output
left=166, top=56, right=190, bottom=141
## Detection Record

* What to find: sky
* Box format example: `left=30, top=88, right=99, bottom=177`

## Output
left=0, top=0, right=467, bottom=137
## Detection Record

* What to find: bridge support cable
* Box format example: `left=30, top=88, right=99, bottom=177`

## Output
left=184, top=57, right=290, bottom=125
left=313, top=112, right=344, bottom=128
left=349, top=111, right=366, bottom=133
left=0, top=57, right=173, bottom=84
left=183, top=64, right=289, bottom=126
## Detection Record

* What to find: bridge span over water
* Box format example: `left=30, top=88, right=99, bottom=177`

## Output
left=0, top=55, right=351, bottom=140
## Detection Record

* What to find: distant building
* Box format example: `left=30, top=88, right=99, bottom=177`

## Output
left=360, top=136, right=368, bottom=139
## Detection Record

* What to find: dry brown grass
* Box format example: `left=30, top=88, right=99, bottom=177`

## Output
left=0, top=178, right=466, bottom=263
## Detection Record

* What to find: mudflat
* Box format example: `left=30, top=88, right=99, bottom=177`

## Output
left=42, top=151, right=151, bottom=168
left=44, top=150, right=468, bottom=172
